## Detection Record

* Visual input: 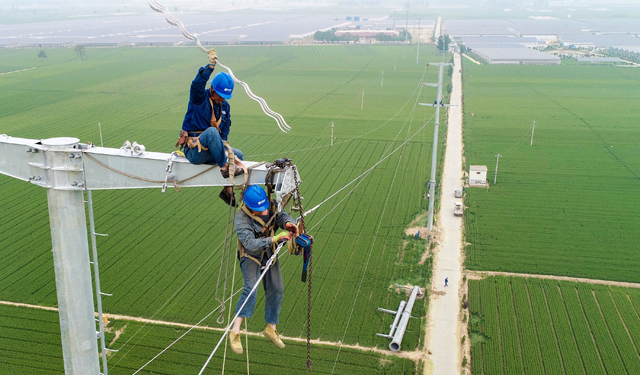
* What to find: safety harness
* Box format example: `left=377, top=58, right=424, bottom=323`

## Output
left=175, top=95, right=223, bottom=153
left=237, top=198, right=279, bottom=267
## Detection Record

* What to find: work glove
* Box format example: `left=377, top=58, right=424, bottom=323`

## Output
left=285, top=222, right=299, bottom=237
left=273, top=231, right=290, bottom=244
left=208, top=48, right=218, bottom=65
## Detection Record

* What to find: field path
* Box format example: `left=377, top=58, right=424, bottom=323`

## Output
left=0, top=300, right=423, bottom=361
left=424, top=52, right=464, bottom=375
left=467, top=271, right=640, bottom=288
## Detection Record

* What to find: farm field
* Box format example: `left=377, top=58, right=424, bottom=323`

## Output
left=0, top=44, right=446, bottom=372
left=468, top=276, right=640, bottom=375
left=462, top=62, right=640, bottom=282
left=0, top=303, right=416, bottom=374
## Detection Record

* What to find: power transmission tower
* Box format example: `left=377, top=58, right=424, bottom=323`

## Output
left=418, top=55, right=453, bottom=232
left=0, top=135, right=295, bottom=375
left=494, top=153, right=502, bottom=184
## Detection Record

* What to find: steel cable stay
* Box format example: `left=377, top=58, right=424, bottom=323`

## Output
left=130, top=286, right=245, bottom=375
left=109, top=216, right=238, bottom=369
left=118, top=111, right=436, bottom=374
left=329, top=111, right=420, bottom=375
left=147, top=0, right=289, bottom=132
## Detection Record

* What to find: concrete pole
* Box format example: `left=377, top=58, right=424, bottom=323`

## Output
left=494, top=153, right=502, bottom=184
left=381, top=70, right=384, bottom=87
left=43, top=137, right=100, bottom=375
left=530, top=120, right=536, bottom=146
left=427, top=62, right=445, bottom=232
left=361, top=91, right=364, bottom=111
left=416, top=19, right=420, bottom=64
left=394, top=57, right=397, bottom=71
left=331, top=121, right=334, bottom=146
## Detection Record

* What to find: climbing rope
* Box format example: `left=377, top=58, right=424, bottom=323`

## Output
left=214, top=203, right=236, bottom=324
left=147, top=0, right=290, bottom=133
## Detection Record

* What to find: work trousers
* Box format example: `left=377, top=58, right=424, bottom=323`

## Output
left=235, top=253, right=284, bottom=325
left=184, top=127, right=243, bottom=166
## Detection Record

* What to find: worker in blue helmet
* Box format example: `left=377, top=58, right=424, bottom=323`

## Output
left=229, top=185, right=299, bottom=355
left=176, top=49, right=246, bottom=206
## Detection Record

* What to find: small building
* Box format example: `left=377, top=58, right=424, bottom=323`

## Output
left=469, top=165, right=488, bottom=186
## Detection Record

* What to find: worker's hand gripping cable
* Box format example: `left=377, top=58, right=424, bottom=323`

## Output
left=147, top=0, right=290, bottom=133
left=198, top=241, right=287, bottom=375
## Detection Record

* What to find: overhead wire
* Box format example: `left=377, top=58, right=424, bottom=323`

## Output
left=247, top=67, right=426, bottom=158
left=147, top=0, right=290, bottom=133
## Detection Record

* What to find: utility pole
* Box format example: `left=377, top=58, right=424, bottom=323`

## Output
left=416, top=18, right=420, bottom=65
left=98, top=122, right=104, bottom=147
left=418, top=56, right=452, bottom=232
left=494, top=153, right=502, bottom=184
left=361, top=91, right=364, bottom=110
left=381, top=70, right=384, bottom=87
left=331, top=121, right=334, bottom=146
left=405, top=10, right=409, bottom=43
left=394, top=57, right=397, bottom=71
left=0, top=135, right=294, bottom=375
left=530, top=120, right=536, bottom=146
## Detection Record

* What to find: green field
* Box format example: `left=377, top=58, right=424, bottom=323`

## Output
left=462, top=62, right=640, bottom=282
left=0, top=303, right=416, bottom=374
left=0, top=44, right=446, bottom=373
left=468, top=276, right=640, bottom=375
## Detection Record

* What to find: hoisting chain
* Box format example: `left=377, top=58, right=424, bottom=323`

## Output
left=292, top=165, right=313, bottom=372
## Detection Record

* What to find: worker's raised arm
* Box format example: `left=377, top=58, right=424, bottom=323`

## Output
left=189, top=64, right=215, bottom=106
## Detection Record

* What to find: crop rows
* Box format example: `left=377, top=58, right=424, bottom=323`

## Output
left=0, top=44, right=447, bottom=372
left=468, top=276, right=640, bottom=374
left=462, top=61, right=640, bottom=282
left=0, top=303, right=416, bottom=375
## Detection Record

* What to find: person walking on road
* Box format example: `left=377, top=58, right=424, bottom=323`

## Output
left=444, top=277, right=449, bottom=287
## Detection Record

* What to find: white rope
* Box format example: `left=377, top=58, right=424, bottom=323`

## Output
left=198, top=242, right=286, bottom=375
left=147, top=0, right=289, bottom=132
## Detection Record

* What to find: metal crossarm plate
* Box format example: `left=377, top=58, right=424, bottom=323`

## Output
left=83, top=147, right=267, bottom=190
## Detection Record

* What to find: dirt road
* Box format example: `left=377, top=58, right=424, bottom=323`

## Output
left=424, top=52, right=464, bottom=375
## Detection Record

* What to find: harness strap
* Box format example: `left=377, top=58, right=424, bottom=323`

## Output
left=209, top=96, right=222, bottom=132
left=237, top=201, right=278, bottom=268
left=187, top=137, right=209, bottom=152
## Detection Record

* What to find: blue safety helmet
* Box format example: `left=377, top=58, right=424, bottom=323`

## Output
left=243, top=185, right=270, bottom=212
left=210, top=72, right=234, bottom=100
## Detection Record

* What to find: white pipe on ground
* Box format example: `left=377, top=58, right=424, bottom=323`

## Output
left=389, top=285, right=421, bottom=351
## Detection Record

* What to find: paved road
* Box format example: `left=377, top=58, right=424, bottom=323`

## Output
left=424, top=52, right=463, bottom=375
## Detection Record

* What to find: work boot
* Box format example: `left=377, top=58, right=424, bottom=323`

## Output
left=219, top=188, right=237, bottom=207
left=262, top=325, right=285, bottom=349
left=229, top=331, right=243, bottom=355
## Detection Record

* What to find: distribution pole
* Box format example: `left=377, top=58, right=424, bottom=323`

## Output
left=416, top=18, right=420, bottom=65
left=405, top=10, right=409, bottom=43
left=426, top=59, right=448, bottom=232
left=381, top=70, right=384, bottom=87
left=331, top=121, right=334, bottom=146
left=361, top=91, right=364, bottom=110
left=394, top=57, right=397, bottom=71
left=494, top=153, right=502, bottom=184
left=530, top=120, right=536, bottom=146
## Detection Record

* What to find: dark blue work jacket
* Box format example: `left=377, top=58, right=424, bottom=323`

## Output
left=181, top=65, right=232, bottom=140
